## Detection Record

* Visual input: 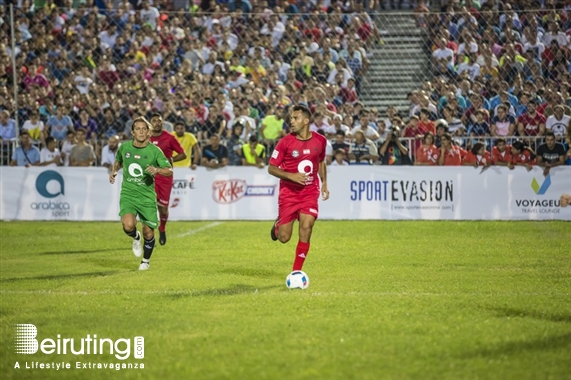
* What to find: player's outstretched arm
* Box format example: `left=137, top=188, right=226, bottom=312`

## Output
left=109, top=160, right=122, bottom=184
left=319, top=160, right=329, bottom=201
left=146, top=165, right=173, bottom=177
left=268, top=164, right=307, bottom=186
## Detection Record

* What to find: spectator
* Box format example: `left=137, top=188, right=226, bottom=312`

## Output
left=226, top=122, right=245, bottom=167
left=101, top=135, right=120, bottom=171
left=260, top=105, right=285, bottom=144
left=201, top=134, right=228, bottom=169
left=517, top=100, right=546, bottom=138
left=69, top=128, right=96, bottom=167
left=491, top=105, right=516, bottom=137
left=47, top=106, right=74, bottom=141
left=241, top=135, right=266, bottom=168
left=438, top=133, right=463, bottom=166
left=10, top=131, right=40, bottom=167
left=172, top=122, right=200, bottom=170
left=414, top=132, right=439, bottom=166
left=330, top=148, right=349, bottom=166
left=509, top=141, right=536, bottom=171
left=379, top=126, right=410, bottom=166
left=98, top=108, right=123, bottom=139
left=21, top=111, right=45, bottom=144
left=332, top=130, right=350, bottom=155
left=61, top=130, right=76, bottom=167
left=0, top=110, right=17, bottom=143
left=463, top=142, right=493, bottom=168
left=201, top=104, right=226, bottom=141
left=39, top=136, right=62, bottom=167
left=492, top=138, right=512, bottom=167
left=545, top=105, right=569, bottom=138
left=352, top=109, right=380, bottom=141
left=75, top=109, right=98, bottom=141
left=536, top=131, right=566, bottom=176
left=349, top=130, right=378, bottom=165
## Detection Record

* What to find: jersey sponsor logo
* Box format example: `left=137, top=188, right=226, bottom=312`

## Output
left=292, top=150, right=299, bottom=158
left=134, top=155, right=140, bottom=159
left=125, top=153, right=131, bottom=158
left=271, top=150, right=279, bottom=159
left=212, top=180, right=276, bottom=204
left=303, top=149, right=310, bottom=154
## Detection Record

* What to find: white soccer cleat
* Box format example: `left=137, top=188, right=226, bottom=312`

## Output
left=132, top=232, right=142, bottom=257
left=139, top=262, right=150, bottom=271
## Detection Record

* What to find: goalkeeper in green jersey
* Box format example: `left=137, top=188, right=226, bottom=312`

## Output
left=109, top=117, right=173, bottom=270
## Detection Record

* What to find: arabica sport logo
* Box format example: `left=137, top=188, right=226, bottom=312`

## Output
left=35, top=170, right=64, bottom=198
left=32, top=171, right=70, bottom=217
left=14, top=324, right=144, bottom=361
left=531, top=174, right=551, bottom=195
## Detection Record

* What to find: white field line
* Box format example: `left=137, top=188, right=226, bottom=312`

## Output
left=0, top=290, right=566, bottom=297
left=176, top=222, right=224, bottom=238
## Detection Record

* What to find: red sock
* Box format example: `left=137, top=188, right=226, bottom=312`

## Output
left=293, top=241, right=310, bottom=271
left=159, top=212, right=169, bottom=232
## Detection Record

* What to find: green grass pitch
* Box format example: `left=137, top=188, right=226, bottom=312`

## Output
left=0, top=220, right=570, bottom=380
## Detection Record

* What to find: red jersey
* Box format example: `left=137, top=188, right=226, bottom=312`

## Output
left=269, top=132, right=327, bottom=201
left=439, top=146, right=463, bottom=166
left=416, top=144, right=439, bottom=165
left=511, top=150, right=536, bottom=165
left=150, top=130, right=185, bottom=160
left=464, top=151, right=493, bottom=166
left=517, top=112, right=546, bottom=136
left=492, top=146, right=512, bottom=164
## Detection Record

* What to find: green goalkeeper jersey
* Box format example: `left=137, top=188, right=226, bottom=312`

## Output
left=116, top=141, right=171, bottom=202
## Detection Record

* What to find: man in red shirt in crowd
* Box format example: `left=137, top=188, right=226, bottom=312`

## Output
left=491, top=138, right=512, bottom=166
left=150, top=113, right=186, bottom=246
left=517, top=99, right=546, bottom=138
left=438, top=133, right=463, bottom=166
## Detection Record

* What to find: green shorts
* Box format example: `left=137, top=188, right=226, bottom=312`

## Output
left=119, top=197, right=158, bottom=229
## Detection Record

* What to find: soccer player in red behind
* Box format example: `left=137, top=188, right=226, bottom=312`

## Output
left=268, top=104, right=330, bottom=273
left=150, top=113, right=186, bottom=245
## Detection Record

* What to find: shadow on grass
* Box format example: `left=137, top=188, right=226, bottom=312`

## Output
left=219, top=267, right=283, bottom=279
left=37, top=248, right=126, bottom=256
left=487, top=306, right=571, bottom=323
left=460, top=332, right=571, bottom=358
left=167, top=284, right=282, bottom=299
left=0, top=271, right=121, bottom=283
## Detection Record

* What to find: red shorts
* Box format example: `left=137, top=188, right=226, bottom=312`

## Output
left=277, top=196, right=319, bottom=227
left=154, top=175, right=173, bottom=207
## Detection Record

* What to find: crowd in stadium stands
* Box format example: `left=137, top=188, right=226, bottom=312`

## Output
left=0, top=0, right=570, bottom=170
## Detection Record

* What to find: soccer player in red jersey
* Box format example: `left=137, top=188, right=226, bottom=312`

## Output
left=268, top=104, right=330, bottom=273
left=149, top=113, right=186, bottom=245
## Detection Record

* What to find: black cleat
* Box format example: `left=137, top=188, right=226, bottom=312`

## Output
left=270, top=219, right=278, bottom=241
left=159, top=231, right=167, bottom=245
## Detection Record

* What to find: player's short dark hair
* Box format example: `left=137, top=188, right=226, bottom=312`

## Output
left=512, top=140, right=524, bottom=151
left=496, top=138, right=506, bottom=145
left=249, top=134, right=258, bottom=143
left=174, top=121, right=185, bottom=128
left=45, top=136, right=55, bottom=145
left=292, top=104, right=312, bottom=121
left=545, top=131, right=556, bottom=138
left=336, top=130, right=346, bottom=137
left=132, top=116, right=152, bottom=131
left=150, top=112, right=162, bottom=119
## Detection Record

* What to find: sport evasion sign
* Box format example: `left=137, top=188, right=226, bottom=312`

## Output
left=1, top=166, right=570, bottom=221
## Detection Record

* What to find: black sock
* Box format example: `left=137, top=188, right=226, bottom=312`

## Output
left=123, top=227, right=138, bottom=239
left=143, top=237, right=155, bottom=260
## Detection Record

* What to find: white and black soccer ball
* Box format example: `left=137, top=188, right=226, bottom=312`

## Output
left=285, top=271, right=310, bottom=290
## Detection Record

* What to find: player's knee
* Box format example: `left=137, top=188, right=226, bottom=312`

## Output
left=298, top=224, right=313, bottom=240
left=278, top=232, right=291, bottom=244
left=122, top=221, right=136, bottom=233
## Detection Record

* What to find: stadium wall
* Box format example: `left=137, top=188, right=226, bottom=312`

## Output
left=2, top=167, right=570, bottom=221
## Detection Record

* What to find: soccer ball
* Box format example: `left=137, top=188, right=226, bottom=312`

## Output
left=285, top=271, right=310, bottom=290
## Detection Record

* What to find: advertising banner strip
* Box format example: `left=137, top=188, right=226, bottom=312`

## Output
left=1, top=167, right=570, bottom=221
